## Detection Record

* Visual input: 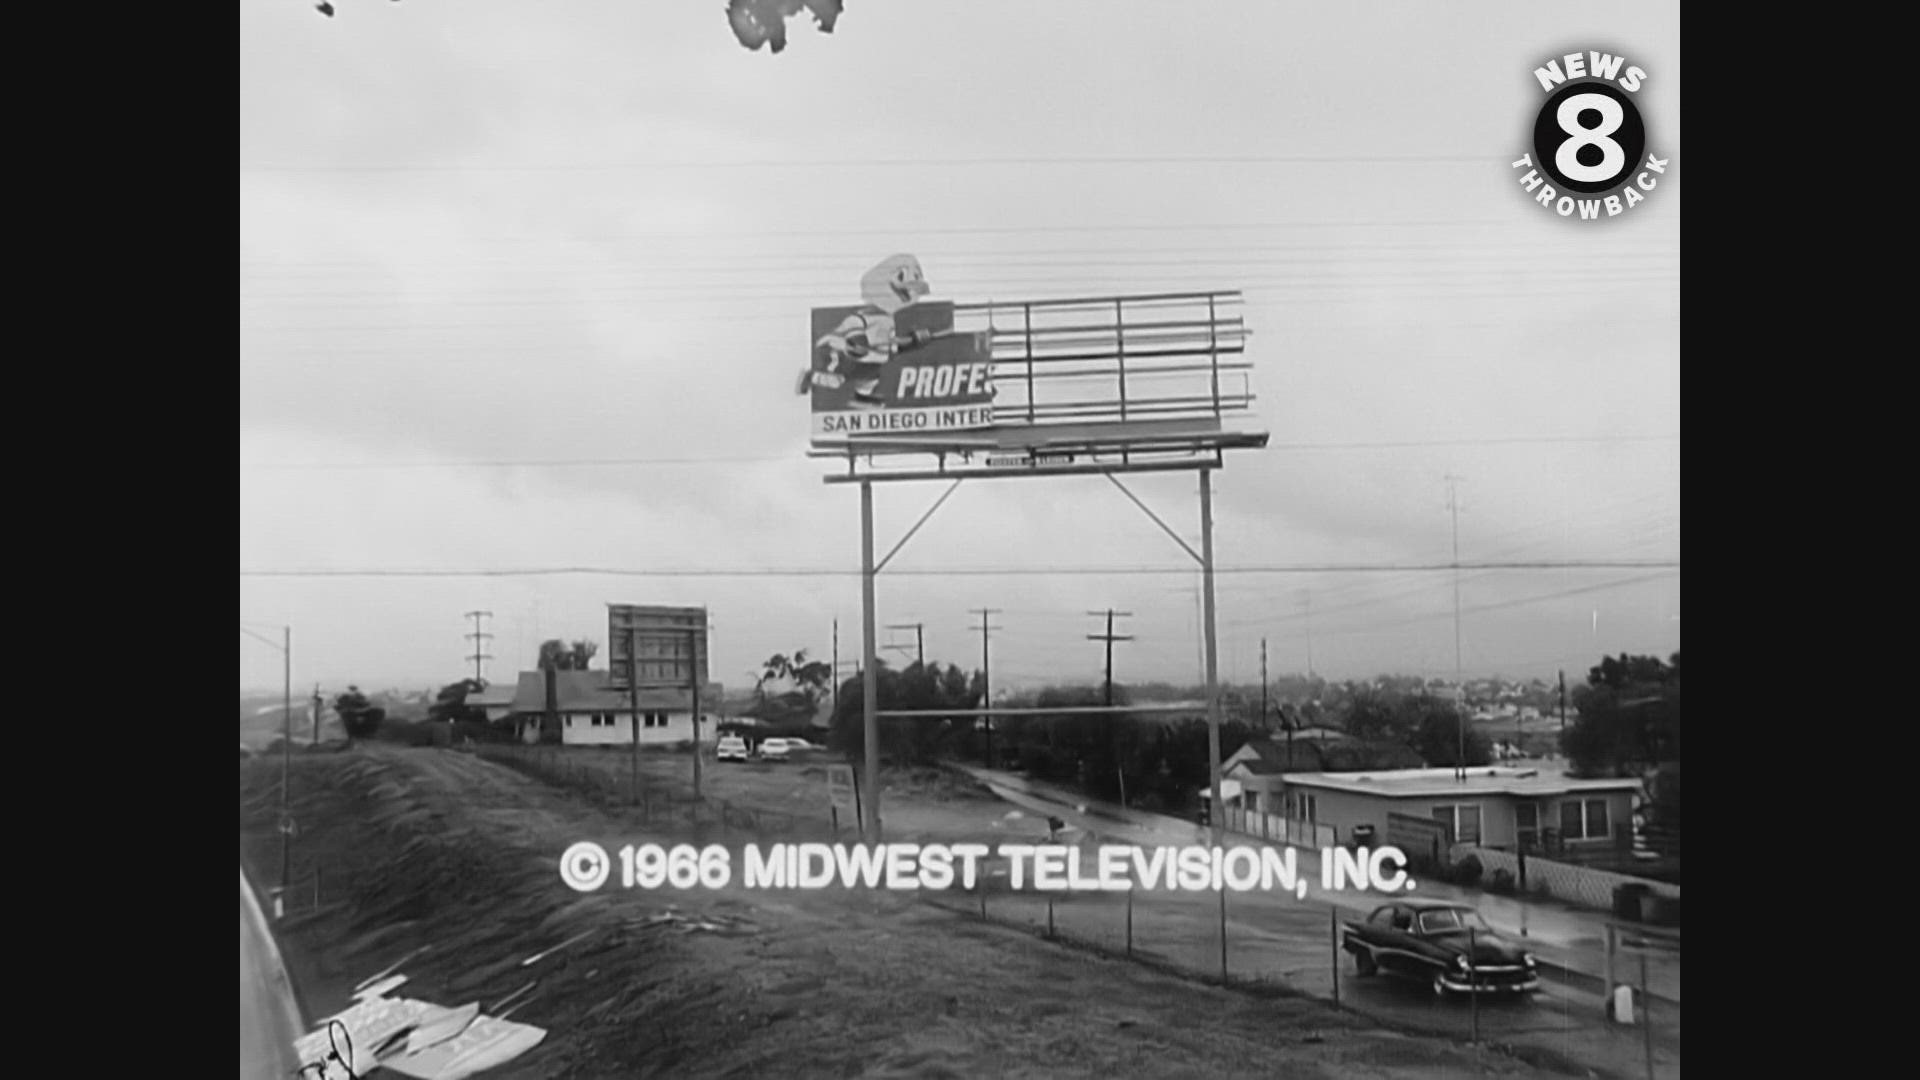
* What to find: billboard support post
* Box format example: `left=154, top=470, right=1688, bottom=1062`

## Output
left=628, top=632, right=641, bottom=805
left=689, top=628, right=703, bottom=800
left=861, top=480, right=881, bottom=842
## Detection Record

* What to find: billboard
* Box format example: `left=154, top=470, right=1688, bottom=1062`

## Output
left=800, top=254, right=996, bottom=442
left=606, top=605, right=709, bottom=692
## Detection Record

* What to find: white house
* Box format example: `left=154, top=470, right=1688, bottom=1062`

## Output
left=500, top=670, right=721, bottom=747
left=1271, top=765, right=1643, bottom=856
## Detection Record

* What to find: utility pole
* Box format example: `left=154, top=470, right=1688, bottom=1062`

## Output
left=1261, top=638, right=1269, bottom=733
left=1446, top=474, right=1466, bottom=779
left=970, top=609, right=1003, bottom=768
left=885, top=623, right=924, bottom=667
left=832, top=619, right=839, bottom=720
left=311, top=684, right=322, bottom=744
left=464, top=611, right=494, bottom=684
left=281, top=626, right=290, bottom=902
left=1088, top=609, right=1134, bottom=806
left=1303, top=590, right=1314, bottom=679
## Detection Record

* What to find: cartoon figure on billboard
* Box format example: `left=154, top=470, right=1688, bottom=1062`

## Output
left=798, top=254, right=957, bottom=409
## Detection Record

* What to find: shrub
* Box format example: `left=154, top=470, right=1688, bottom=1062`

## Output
left=1487, top=868, right=1517, bottom=895
left=1451, top=854, right=1484, bottom=888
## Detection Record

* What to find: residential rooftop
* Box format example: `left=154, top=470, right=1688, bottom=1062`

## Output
left=1281, top=765, right=1640, bottom=799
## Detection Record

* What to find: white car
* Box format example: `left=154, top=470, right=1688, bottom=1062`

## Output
left=716, top=735, right=749, bottom=762
left=757, top=738, right=792, bottom=761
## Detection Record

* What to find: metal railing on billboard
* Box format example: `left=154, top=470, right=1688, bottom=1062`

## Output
left=955, top=291, right=1253, bottom=428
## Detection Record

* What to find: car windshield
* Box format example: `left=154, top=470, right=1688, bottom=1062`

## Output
left=1419, top=909, right=1490, bottom=933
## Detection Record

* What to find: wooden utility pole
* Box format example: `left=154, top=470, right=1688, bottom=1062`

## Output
left=1088, top=609, right=1134, bottom=806
left=1446, top=475, right=1466, bottom=778
left=970, top=609, right=1002, bottom=767
left=1261, top=638, right=1269, bottom=733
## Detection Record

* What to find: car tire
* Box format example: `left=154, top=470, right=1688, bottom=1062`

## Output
left=1354, top=949, right=1377, bottom=977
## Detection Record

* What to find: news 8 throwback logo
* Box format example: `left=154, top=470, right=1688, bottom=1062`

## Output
left=1511, top=50, right=1670, bottom=221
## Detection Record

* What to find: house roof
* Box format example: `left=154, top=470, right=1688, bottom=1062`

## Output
left=503, top=670, right=724, bottom=715
left=1282, top=766, right=1641, bottom=799
left=468, top=683, right=518, bottom=708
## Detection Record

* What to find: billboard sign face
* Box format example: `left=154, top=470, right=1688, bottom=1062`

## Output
left=606, top=605, right=709, bottom=692
left=801, top=254, right=996, bottom=442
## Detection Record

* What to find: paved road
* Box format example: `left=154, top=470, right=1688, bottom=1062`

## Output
left=955, top=764, right=1679, bottom=1003
left=935, top=768, right=1679, bottom=1076
left=960, top=766, right=1680, bottom=995
left=240, top=869, right=306, bottom=1080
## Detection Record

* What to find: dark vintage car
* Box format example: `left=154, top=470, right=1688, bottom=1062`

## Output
left=1342, top=898, right=1540, bottom=997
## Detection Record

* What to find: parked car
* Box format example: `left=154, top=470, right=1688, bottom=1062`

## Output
left=716, top=735, right=749, bottom=763
left=1342, top=898, right=1539, bottom=997
left=757, top=738, right=792, bottom=761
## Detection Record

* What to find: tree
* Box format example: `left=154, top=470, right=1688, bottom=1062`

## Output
left=537, top=639, right=598, bottom=671
left=1339, top=685, right=1407, bottom=742
left=1565, top=652, right=1680, bottom=776
left=334, top=685, right=384, bottom=741
left=748, top=650, right=834, bottom=728
left=427, top=679, right=487, bottom=725
left=1401, top=694, right=1492, bottom=767
left=827, top=659, right=981, bottom=766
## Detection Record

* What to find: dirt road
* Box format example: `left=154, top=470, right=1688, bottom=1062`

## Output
left=241, top=746, right=1608, bottom=1078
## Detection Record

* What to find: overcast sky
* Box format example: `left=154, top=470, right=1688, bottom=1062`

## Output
left=240, top=1, right=1679, bottom=696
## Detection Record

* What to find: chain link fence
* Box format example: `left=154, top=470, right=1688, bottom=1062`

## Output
left=467, top=745, right=1679, bottom=1078
left=923, top=850, right=1681, bottom=1080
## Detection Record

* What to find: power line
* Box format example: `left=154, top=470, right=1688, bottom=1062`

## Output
left=239, top=560, right=1678, bottom=580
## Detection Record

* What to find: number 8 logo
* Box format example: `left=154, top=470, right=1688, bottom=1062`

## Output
left=1532, top=82, right=1645, bottom=194
left=1555, top=93, right=1625, bottom=184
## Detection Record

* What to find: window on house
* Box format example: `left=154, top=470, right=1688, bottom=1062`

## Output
left=1585, top=798, right=1610, bottom=840
left=1560, top=798, right=1614, bottom=840
left=1431, top=804, right=1483, bottom=845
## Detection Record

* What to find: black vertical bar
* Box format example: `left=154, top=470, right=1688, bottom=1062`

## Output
left=1330, top=908, right=1340, bottom=1008
left=1642, top=950, right=1655, bottom=1080
left=1469, top=926, right=1479, bottom=1044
